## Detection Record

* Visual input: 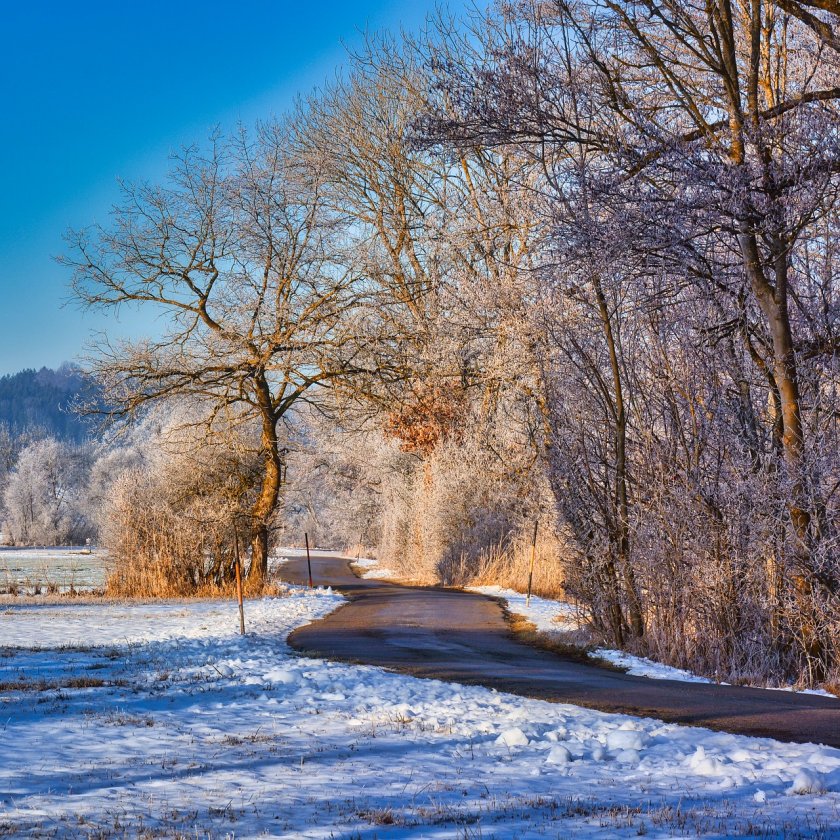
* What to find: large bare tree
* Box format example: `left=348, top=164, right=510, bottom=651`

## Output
left=65, top=124, right=363, bottom=587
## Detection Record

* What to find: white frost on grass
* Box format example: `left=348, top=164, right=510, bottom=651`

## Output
left=0, top=598, right=281, bottom=649
left=0, top=545, right=107, bottom=593
left=2, top=589, right=840, bottom=837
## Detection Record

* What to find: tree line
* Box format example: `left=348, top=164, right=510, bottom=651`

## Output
left=0, top=365, right=97, bottom=443
left=62, top=0, right=840, bottom=686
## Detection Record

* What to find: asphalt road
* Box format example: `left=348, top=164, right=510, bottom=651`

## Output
left=281, top=553, right=840, bottom=748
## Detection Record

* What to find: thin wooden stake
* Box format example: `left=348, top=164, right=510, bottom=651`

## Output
left=305, top=532, right=313, bottom=588
left=233, top=529, right=246, bottom=635
left=526, top=519, right=539, bottom=608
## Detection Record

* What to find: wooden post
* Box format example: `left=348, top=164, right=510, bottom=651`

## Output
left=305, top=532, right=313, bottom=588
left=233, top=529, right=246, bottom=635
left=526, top=520, right=539, bottom=608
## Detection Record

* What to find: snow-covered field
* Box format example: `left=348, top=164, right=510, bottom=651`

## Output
left=0, top=546, right=107, bottom=593
left=2, top=588, right=840, bottom=838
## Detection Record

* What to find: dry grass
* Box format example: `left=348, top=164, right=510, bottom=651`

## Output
left=105, top=559, right=279, bottom=599
left=823, top=677, right=840, bottom=697
left=0, top=676, right=123, bottom=692
left=104, top=558, right=202, bottom=598
left=356, top=808, right=398, bottom=826
left=447, top=530, right=568, bottom=601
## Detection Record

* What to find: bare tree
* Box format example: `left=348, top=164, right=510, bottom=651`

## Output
left=65, top=124, right=363, bottom=587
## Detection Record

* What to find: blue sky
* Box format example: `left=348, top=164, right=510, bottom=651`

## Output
left=0, top=0, right=467, bottom=375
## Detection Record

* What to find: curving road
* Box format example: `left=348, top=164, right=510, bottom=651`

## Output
left=281, top=553, right=840, bottom=748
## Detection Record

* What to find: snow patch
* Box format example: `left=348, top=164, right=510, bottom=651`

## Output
left=788, top=769, right=827, bottom=795
left=606, top=728, right=647, bottom=751
left=545, top=744, right=572, bottom=764
left=496, top=727, right=530, bottom=747
left=595, top=648, right=712, bottom=683
left=467, top=585, right=581, bottom=632
left=351, top=556, right=398, bottom=579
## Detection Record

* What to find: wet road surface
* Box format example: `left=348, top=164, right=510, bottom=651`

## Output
left=281, top=553, right=840, bottom=748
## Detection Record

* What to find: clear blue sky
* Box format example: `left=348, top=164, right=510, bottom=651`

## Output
left=0, top=0, right=466, bottom=376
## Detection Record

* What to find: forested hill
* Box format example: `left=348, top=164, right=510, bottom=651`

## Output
left=0, top=365, right=98, bottom=442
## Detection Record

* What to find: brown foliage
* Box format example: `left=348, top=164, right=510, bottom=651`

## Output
left=384, top=384, right=466, bottom=454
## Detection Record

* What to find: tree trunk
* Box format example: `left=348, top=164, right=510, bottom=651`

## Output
left=738, top=231, right=808, bottom=518
left=593, top=276, right=644, bottom=638
left=250, top=523, right=271, bottom=589
left=248, top=376, right=282, bottom=590
left=737, top=228, right=833, bottom=676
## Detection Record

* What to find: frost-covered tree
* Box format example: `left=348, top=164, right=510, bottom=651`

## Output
left=2, top=437, right=90, bottom=546
left=416, top=0, right=840, bottom=680
left=287, top=32, right=553, bottom=581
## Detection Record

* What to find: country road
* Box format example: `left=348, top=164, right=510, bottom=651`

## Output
left=281, top=553, right=840, bottom=748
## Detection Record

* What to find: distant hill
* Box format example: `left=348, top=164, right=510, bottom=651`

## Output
left=0, top=364, right=100, bottom=442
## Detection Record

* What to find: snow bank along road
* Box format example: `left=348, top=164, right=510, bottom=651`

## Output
left=283, top=553, right=840, bottom=749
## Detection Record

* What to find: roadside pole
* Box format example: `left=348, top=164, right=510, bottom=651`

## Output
left=305, top=532, right=313, bottom=588
left=526, top=520, right=538, bottom=608
left=233, top=529, right=246, bottom=635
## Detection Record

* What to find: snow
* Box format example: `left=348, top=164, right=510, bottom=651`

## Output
left=0, top=598, right=281, bottom=648
left=352, top=555, right=398, bottom=579
left=594, top=647, right=714, bottom=682
left=789, top=769, right=828, bottom=795
left=546, top=744, right=572, bottom=764
left=468, top=584, right=581, bottom=632
left=496, top=726, right=530, bottom=747
left=2, top=589, right=840, bottom=836
left=467, top=585, right=707, bottom=682
left=766, top=684, right=839, bottom=699
left=0, top=546, right=107, bottom=593
left=605, top=727, right=646, bottom=752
